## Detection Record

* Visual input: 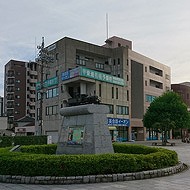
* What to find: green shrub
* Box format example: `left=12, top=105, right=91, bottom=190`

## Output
left=113, top=143, right=158, bottom=154
left=0, top=136, right=48, bottom=148
left=0, top=144, right=178, bottom=177
left=0, top=147, right=11, bottom=153
left=20, top=144, right=57, bottom=154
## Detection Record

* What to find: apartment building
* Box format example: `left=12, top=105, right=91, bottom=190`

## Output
left=0, top=96, right=4, bottom=116
left=4, top=60, right=38, bottom=130
left=171, top=82, right=190, bottom=109
left=171, top=82, right=190, bottom=139
left=35, top=36, right=171, bottom=142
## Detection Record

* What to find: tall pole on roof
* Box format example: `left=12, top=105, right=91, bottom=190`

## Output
left=36, top=37, right=53, bottom=136
left=106, top=13, right=109, bottom=40
left=37, top=37, right=45, bottom=136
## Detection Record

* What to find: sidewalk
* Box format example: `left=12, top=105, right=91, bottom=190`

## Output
left=126, top=139, right=185, bottom=146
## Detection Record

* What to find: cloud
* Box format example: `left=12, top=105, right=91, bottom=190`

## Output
left=1, top=0, right=190, bottom=96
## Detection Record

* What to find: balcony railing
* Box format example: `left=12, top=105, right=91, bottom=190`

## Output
left=29, top=70, right=38, bottom=75
left=29, top=109, right=36, bottom=114
left=29, top=78, right=37, bottom=83
left=29, top=102, right=35, bottom=106
left=7, top=104, right=14, bottom=108
left=29, top=86, right=36, bottom=91
left=7, top=96, right=14, bottom=100
left=30, top=94, right=36, bottom=99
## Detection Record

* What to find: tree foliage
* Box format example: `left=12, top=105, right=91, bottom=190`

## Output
left=143, top=91, right=190, bottom=144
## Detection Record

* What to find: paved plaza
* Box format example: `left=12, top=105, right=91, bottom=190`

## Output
left=0, top=140, right=190, bottom=190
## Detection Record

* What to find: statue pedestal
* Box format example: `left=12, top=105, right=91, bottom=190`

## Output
left=56, top=104, right=114, bottom=154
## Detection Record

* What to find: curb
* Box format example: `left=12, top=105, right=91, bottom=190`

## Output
left=0, top=162, right=187, bottom=185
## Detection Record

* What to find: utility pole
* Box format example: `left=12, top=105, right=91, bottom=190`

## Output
left=36, top=37, right=53, bottom=135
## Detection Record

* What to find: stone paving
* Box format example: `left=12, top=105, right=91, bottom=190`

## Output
left=0, top=140, right=190, bottom=190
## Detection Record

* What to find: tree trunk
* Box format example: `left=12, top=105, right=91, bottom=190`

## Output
left=162, top=130, right=167, bottom=146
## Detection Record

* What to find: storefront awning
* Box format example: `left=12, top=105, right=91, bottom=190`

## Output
left=108, top=126, right=117, bottom=130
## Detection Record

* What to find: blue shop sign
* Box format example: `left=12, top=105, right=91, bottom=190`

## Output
left=107, top=117, right=130, bottom=127
left=61, top=70, right=70, bottom=80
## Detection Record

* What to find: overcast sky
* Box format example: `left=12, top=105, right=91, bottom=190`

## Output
left=1, top=0, right=190, bottom=96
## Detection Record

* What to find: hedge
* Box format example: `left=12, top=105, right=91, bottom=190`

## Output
left=113, top=143, right=159, bottom=154
left=0, top=136, right=48, bottom=147
left=0, top=143, right=178, bottom=177
left=20, top=144, right=57, bottom=155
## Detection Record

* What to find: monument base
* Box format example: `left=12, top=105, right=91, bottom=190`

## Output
left=56, top=104, right=114, bottom=154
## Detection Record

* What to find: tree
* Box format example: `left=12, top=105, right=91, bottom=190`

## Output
left=143, top=91, right=190, bottom=145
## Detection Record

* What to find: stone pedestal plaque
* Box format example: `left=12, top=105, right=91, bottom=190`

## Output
left=56, top=104, right=114, bottom=154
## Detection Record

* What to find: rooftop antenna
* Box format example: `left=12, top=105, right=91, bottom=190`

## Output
left=34, top=37, right=37, bottom=59
left=106, top=13, right=109, bottom=40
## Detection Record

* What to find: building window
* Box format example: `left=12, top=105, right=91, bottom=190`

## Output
left=116, top=105, right=129, bottom=115
left=150, top=79, right=163, bottom=89
left=56, top=53, right=59, bottom=60
left=165, top=74, right=170, bottom=80
left=187, top=93, right=189, bottom=99
left=146, top=94, right=156, bottom=103
left=145, top=66, right=147, bottom=72
left=113, top=66, right=116, bottom=75
left=46, top=105, right=58, bottom=115
left=37, top=108, right=40, bottom=120
left=109, top=105, right=114, bottom=114
left=53, top=88, right=58, bottom=97
left=47, top=89, right=53, bottom=98
left=46, top=87, right=58, bottom=99
left=112, top=87, right=114, bottom=98
left=52, top=105, right=58, bottom=115
left=95, top=63, right=104, bottom=70
left=76, top=55, right=86, bottom=66
left=46, top=107, right=49, bottom=115
left=118, top=58, right=120, bottom=65
left=149, top=66, right=163, bottom=77
left=113, top=59, right=116, bottom=65
left=49, top=106, right=53, bottom=115
left=145, top=80, right=147, bottom=86
left=104, top=104, right=114, bottom=114
left=56, top=70, right=58, bottom=76
left=116, top=88, right=118, bottom=99
left=99, top=84, right=101, bottom=97
left=127, top=90, right=129, bottom=101
left=37, top=92, right=41, bottom=100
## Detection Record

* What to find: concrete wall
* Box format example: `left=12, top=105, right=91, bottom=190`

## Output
left=0, top=117, right=7, bottom=130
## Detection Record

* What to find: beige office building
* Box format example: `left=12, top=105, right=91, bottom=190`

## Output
left=35, top=36, right=171, bottom=142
